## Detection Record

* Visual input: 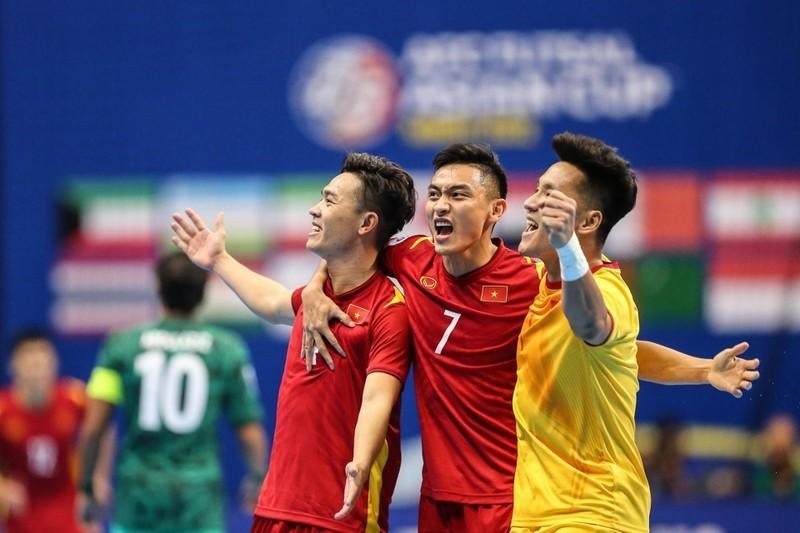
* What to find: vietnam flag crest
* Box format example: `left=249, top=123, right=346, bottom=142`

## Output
left=480, top=285, right=508, bottom=303
left=346, top=304, right=370, bottom=324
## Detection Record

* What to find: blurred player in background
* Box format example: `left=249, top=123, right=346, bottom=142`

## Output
left=302, top=141, right=761, bottom=532
left=170, top=152, right=416, bottom=532
left=0, top=329, right=113, bottom=533
left=77, top=252, right=268, bottom=533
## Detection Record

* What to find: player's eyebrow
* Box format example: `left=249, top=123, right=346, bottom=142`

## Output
left=321, top=187, right=339, bottom=201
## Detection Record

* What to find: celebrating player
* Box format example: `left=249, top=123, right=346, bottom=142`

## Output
left=170, top=152, right=416, bottom=532
left=301, top=141, right=760, bottom=532
left=77, top=252, right=268, bottom=532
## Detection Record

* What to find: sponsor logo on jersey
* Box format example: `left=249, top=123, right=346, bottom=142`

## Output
left=480, top=285, right=509, bottom=303
left=420, top=276, right=437, bottom=290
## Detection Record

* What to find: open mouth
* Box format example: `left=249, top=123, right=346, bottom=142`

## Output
left=309, top=222, right=322, bottom=234
left=434, top=220, right=453, bottom=237
left=523, top=219, right=539, bottom=234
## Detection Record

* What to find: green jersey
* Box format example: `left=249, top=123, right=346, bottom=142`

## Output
left=87, top=318, right=263, bottom=531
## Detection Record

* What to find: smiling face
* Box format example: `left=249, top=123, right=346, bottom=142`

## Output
left=306, top=172, right=372, bottom=260
left=425, top=164, right=504, bottom=258
left=519, top=161, right=587, bottom=259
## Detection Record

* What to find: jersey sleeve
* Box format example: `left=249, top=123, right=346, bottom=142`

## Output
left=366, top=288, right=411, bottom=383
left=591, top=269, right=639, bottom=348
left=291, top=286, right=304, bottom=315
left=219, top=333, right=264, bottom=427
left=87, top=333, right=126, bottom=405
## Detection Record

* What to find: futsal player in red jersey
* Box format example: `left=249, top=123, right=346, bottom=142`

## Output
left=0, top=330, right=112, bottom=533
left=170, top=152, right=417, bottom=533
left=301, top=142, right=761, bottom=532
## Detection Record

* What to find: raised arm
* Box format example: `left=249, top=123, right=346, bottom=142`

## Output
left=171, top=209, right=294, bottom=325
left=541, top=189, right=612, bottom=345
left=300, top=261, right=355, bottom=371
left=636, top=340, right=760, bottom=398
left=334, top=372, right=402, bottom=520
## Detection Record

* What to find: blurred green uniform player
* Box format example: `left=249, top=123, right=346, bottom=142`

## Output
left=79, top=253, right=267, bottom=533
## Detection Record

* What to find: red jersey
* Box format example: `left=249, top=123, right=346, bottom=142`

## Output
left=382, top=236, right=539, bottom=504
left=0, top=379, right=85, bottom=533
left=255, top=272, right=411, bottom=532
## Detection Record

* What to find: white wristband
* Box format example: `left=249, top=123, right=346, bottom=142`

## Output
left=556, top=233, right=590, bottom=282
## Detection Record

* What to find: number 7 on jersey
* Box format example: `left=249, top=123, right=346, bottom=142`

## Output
left=434, top=309, right=462, bottom=355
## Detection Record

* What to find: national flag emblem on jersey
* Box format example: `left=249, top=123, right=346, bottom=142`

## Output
left=480, top=285, right=508, bottom=303
left=346, top=304, right=370, bottom=324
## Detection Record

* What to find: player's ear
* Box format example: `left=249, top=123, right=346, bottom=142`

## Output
left=358, top=212, right=379, bottom=236
left=576, top=209, right=602, bottom=236
left=488, top=198, right=507, bottom=224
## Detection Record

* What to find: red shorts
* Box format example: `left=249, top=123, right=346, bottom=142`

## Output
left=250, top=516, right=329, bottom=533
left=418, top=494, right=513, bottom=533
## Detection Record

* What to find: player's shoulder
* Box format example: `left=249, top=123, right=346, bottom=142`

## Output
left=386, top=234, right=433, bottom=255
left=0, top=388, right=12, bottom=417
left=103, top=322, right=154, bottom=350
left=58, top=378, right=87, bottom=407
left=200, top=323, right=248, bottom=357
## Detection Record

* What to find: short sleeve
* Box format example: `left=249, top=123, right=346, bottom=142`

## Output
left=366, top=292, right=411, bottom=383
left=593, top=270, right=638, bottom=348
left=220, top=333, right=264, bottom=427
left=291, top=286, right=304, bottom=315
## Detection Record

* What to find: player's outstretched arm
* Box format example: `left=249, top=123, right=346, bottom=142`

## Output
left=300, top=261, right=355, bottom=371
left=334, top=372, right=402, bottom=521
left=171, top=209, right=294, bottom=325
left=541, top=189, right=612, bottom=345
left=636, top=341, right=760, bottom=398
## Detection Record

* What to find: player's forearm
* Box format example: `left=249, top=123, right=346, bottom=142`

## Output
left=561, top=274, right=612, bottom=345
left=351, top=374, right=401, bottom=470
left=215, top=252, right=294, bottom=325
left=636, top=340, right=709, bottom=384
left=77, top=428, right=103, bottom=496
left=236, top=423, right=268, bottom=478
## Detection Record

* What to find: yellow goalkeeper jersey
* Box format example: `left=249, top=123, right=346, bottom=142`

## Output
left=512, top=260, right=650, bottom=532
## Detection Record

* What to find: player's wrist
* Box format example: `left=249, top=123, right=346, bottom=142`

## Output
left=556, top=233, right=590, bottom=282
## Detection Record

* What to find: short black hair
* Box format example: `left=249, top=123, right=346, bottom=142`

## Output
left=341, top=152, right=417, bottom=248
left=432, top=143, right=507, bottom=199
left=551, top=132, right=638, bottom=244
left=156, top=252, right=208, bottom=313
left=10, top=327, right=52, bottom=354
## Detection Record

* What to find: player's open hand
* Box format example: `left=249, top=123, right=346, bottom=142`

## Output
left=0, top=477, right=27, bottom=517
left=76, top=492, right=103, bottom=533
left=170, top=208, right=227, bottom=271
left=708, top=342, right=760, bottom=398
left=301, top=286, right=354, bottom=372
left=334, top=461, right=369, bottom=521
left=538, top=189, right=577, bottom=249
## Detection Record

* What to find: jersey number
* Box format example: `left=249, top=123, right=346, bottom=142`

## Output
left=134, top=351, right=209, bottom=434
left=434, top=309, right=462, bottom=355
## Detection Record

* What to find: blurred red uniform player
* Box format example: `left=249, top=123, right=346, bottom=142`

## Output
left=0, top=329, right=111, bottom=533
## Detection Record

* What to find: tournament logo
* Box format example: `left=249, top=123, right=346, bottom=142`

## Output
left=288, top=35, right=400, bottom=149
